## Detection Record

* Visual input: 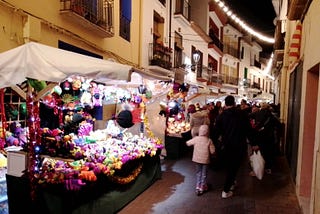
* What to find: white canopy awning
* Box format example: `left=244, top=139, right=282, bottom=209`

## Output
left=0, top=42, right=134, bottom=88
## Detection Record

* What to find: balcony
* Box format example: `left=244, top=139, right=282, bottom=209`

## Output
left=240, top=78, right=251, bottom=88
left=208, top=32, right=223, bottom=53
left=251, top=60, right=262, bottom=69
left=149, top=43, right=172, bottom=70
left=223, top=44, right=238, bottom=59
left=60, top=0, right=114, bottom=38
left=174, top=0, right=191, bottom=23
left=208, top=72, right=223, bottom=88
left=287, top=0, right=310, bottom=20
left=196, top=66, right=209, bottom=83
left=251, top=82, right=261, bottom=90
left=221, top=74, right=240, bottom=86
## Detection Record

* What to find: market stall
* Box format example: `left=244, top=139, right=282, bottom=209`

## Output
left=0, top=42, right=166, bottom=213
left=159, top=82, right=192, bottom=159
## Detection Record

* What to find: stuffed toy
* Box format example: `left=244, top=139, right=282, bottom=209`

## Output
left=5, top=131, right=19, bottom=146
left=65, top=179, right=86, bottom=191
left=80, top=91, right=92, bottom=107
left=79, top=170, right=97, bottom=182
left=91, top=83, right=103, bottom=106
left=0, top=153, right=7, bottom=168
left=72, top=79, right=82, bottom=91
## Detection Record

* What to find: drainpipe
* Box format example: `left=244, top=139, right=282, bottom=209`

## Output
left=169, top=0, right=172, bottom=65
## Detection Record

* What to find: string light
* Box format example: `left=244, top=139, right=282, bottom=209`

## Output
left=214, top=0, right=275, bottom=44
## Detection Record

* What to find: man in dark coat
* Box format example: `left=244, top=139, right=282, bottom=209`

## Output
left=213, top=95, right=252, bottom=198
left=250, top=102, right=281, bottom=174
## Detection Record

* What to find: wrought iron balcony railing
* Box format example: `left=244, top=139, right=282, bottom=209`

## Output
left=223, top=44, right=239, bottom=58
left=60, top=0, right=114, bottom=37
left=251, top=82, right=261, bottom=90
left=209, top=33, right=223, bottom=52
left=149, top=43, right=172, bottom=70
left=174, top=0, right=191, bottom=21
left=251, top=60, right=262, bottom=69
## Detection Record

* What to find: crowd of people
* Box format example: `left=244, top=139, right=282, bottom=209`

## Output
left=185, top=95, right=282, bottom=198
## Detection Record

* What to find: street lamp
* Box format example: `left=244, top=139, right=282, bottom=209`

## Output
left=191, top=50, right=200, bottom=72
left=193, top=51, right=200, bottom=65
left=193, top=50, right=201, bottom=77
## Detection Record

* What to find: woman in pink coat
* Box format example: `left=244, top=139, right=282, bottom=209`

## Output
left=186, top=124, right=215, bottom=195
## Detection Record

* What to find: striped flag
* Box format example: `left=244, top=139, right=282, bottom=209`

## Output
left=288, top=22, right=302, bottom=69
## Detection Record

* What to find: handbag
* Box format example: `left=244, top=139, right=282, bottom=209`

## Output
left=250, top=150, right=265, bottom=180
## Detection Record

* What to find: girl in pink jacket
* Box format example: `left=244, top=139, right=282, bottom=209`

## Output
left=186, top=124, right=215, bottom=195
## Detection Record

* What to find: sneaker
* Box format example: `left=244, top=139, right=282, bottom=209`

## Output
left=196, top=189, right=203, bottom=196
left=221, top=191, right=233, bottom=199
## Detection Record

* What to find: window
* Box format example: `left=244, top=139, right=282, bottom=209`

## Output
left=221, top=65, right=238, bottom=85
left=241, top=47, right=244, bottom=59
left=3, top=86, right=27, bottom=128
left=244, top=67, right=248, bottom=79
left=174, top=32, right=183, bottom=68
left=208, top=56, right=218, bottom=72
left=120, top=0, right=131, bottom=41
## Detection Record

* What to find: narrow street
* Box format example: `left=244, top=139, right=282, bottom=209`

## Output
left=119, top=150, right=302, bottom=214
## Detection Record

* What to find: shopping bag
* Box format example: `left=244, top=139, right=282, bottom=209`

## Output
left=250, top=150, right=265, bottom=180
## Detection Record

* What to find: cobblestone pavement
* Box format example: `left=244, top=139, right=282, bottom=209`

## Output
left=118, top=150, right=302, bottom=214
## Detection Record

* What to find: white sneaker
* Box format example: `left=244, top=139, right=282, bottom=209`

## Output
left=221, top=191, right=233, bottom=199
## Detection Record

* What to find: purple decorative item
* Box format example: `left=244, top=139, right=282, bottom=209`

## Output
left=78, top=123, right=93, bottom=136
left=65, top=179, right=86, bottom=191
left=134, top=95, right=142, bottom=104
left=173, top=82, right=180, bottom=93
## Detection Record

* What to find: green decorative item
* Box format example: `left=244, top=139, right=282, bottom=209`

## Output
left=145, top=90, right=152, bottom=99
left=20, top=103, right=27, bottom=116
left=53, top=85, right=62, bottom=95
left=27, top=78, right=47, bottom=92
left=61, top=94, right=75, bottom=104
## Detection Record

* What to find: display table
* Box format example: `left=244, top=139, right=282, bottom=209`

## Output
left=165, top=131, right=191, bottom=159
left=6, top=155, right=161, bottom=214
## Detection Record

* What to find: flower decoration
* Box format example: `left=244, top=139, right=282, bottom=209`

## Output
left=37, top=128, right=162, bottom=189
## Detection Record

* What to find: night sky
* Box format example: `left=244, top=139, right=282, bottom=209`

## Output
left=223, top=0, right=277, bottom=55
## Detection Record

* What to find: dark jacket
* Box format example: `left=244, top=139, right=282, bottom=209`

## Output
left=213, top=106, right=252, bottom=154
left=250, top=108, right=281, bottom=147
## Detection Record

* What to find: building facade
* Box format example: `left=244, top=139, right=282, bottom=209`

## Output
left=0, top=0, right=141, bottom=67
left=273, top=0, right=320, bottom=213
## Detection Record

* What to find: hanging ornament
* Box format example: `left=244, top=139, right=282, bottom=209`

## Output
left=173, top=82, right=180, bottom=94
left=62, top=81, right=71, bottom=91
left=134, top=95, right=142, bottom=104
left=27, top=78, right=47, bottom=92
left=72, top=79, right=82, bottom=91
left=179, top=83, right=189, bottom=92
left=145, top=90, right=152, bottom=99
left=53, top=85, right=62, bottom=95
left=138, top=85, right=147, bottom=94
